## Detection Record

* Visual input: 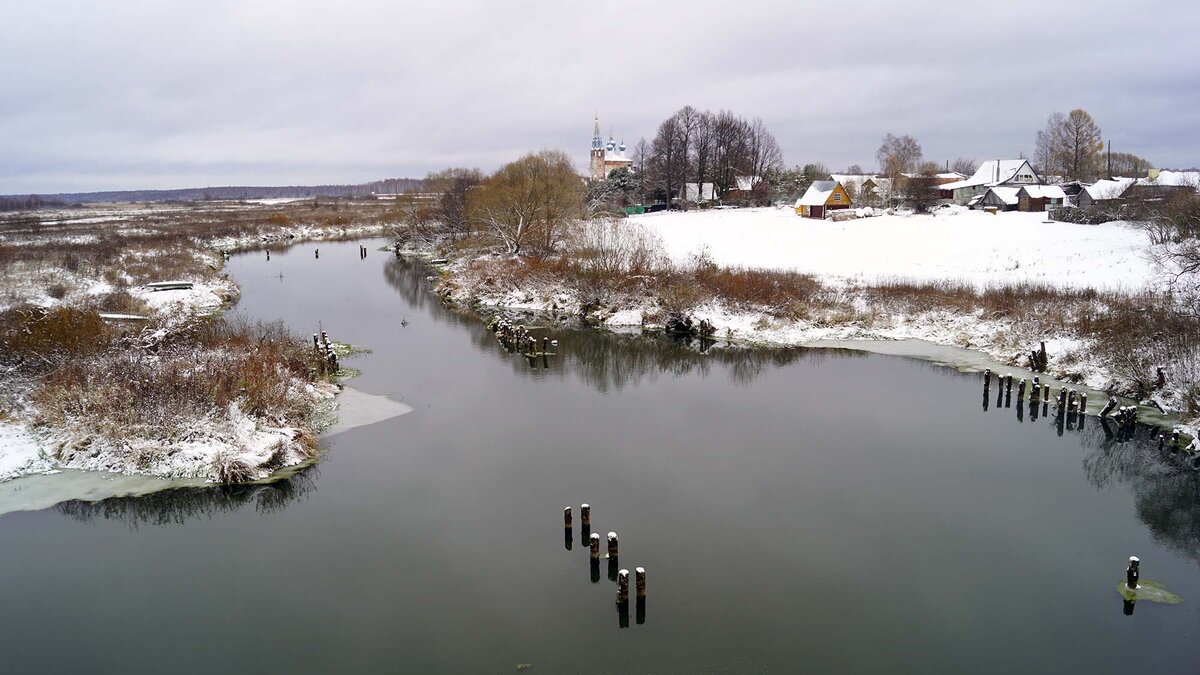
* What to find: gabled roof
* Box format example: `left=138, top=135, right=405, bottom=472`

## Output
left=683, top=182, right=716, bottom=202
left=795, top=181, right=840, bottom=206
left=983, top=186, right=1020, bottom=205
left=1081, top=178, right=1135, bottom=201
left=940, top=160, right=1038, bottom=191
left=1018, top=185, right=1066, bottom=200
left=734, top=175, right=761, bottom=191
left=1142, top=170, right=1200, bottom=188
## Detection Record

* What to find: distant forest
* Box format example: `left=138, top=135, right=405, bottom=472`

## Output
left=0, top=177, right=423, bottom=211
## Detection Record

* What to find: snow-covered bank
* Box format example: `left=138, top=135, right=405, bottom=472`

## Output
left=0, top=386, right=410, bottom=516
left=633, top=208, right=1154, bottom=291
left=207, top=222, right=387, bottom=253
left=426, top=207, right=1193, bottom=436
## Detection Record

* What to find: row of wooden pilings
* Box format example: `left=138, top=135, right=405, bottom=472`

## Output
left=564, top=504, right=646, bottom=628
left=312, top=330, right=339, bottom=375
left=487, top=316, right=558, bottom=359
left=983, top=368, right=1189, bottom=449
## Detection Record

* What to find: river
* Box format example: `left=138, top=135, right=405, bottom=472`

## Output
left=1, top=237, right=1198, bottom=673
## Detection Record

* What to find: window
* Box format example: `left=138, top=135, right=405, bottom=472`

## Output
left=832, top=193, right=842, bottom=201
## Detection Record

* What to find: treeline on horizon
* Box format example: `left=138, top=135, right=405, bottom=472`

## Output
left=0, top=177, right=424, bottom=211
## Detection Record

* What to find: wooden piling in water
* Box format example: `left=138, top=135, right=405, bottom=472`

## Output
left=580, top=504, right=591, bottom=527
left=1079, top=392, right=1087, bottom=413
left=563, top=506, right=572, bottom=529
left=590, top=532, right=601, bottom=560
left=1100, top=397, right=1117, bottom=417
left=1126, top=556, right=1140, bottom=589
left=607, top=531, right=619, bottom=560
left=635, top=567, right=646, bottom=599
left=1017, top=379, right=1026, bottom=402
left=617, top=569, right=630, bottom=605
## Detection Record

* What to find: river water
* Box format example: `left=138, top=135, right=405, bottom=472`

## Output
left=1, top=238, right=1198, bottom=673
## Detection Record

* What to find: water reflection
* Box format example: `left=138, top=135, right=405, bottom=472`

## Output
left=55, top=468, right=318, bottom=529
left=382, top=256, right=861, bottom=393
left=978, top=381, right=1200, bottom=563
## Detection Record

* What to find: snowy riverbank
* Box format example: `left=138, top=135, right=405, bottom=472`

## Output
left=429, top=208, right=1193, bottom=433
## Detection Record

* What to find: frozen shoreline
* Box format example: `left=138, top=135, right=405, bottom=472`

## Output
left=0, top=225, right=391, bottom=509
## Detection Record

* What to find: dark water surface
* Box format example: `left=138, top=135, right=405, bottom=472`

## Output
left=3, top=238, right=1200, bottom=673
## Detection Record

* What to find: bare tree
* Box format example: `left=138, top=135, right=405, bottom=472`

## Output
left=425, top=167, right=483, bottom=238
left=648, top=115, right=684, bottom=206
left=1035, top=109, right=1104, bottom=181
left=845, top=164, right=864, bottom=174
left=951, top=157, right=977, bottom=176
left=876, top=133, right=923, bottom=180
left=467, top=150, right=583, bottom=255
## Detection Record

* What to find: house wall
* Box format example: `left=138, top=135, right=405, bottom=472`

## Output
left=826, top=183, right=852, bottom=209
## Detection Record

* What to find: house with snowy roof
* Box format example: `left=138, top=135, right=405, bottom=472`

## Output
left=725, top=175, right=762, bottom=201
left=939, top=160, right=1041, bottom=205
left=830, top=174, right=885, bottom=199
left=1077, top=178, right=1136, bottom=207
left=682, top=182, right=717, bottom=203
left=794, top=181, right=852, bottom=218
left=1122, top=170, right=1200, bottom=204
left=980, top=184, right=1066, bottom=211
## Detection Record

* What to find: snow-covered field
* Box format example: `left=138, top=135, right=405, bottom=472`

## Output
left=632, top=207, right=1154, bottom=291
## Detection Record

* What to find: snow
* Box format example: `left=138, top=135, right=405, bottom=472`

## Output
left=1082, top=178, right=1136, bottom=201
left=1020, top=185, right=1066, bottom=200
left=796, top=181, right=838, bottom=206
left=984, top=187, right=1020, bottom=205
left=939, top=159, right=1037, bottom=190
left=631, top=207, right=1152, bottom=291
left=0, top=423, right=56, bottom=482
left=1147, top=170, right=1200, bottom=188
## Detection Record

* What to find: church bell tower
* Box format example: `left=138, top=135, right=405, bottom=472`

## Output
left=589, top=114, right=605, bottom=180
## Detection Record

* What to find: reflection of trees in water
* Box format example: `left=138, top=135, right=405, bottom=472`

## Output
left=382, top=255, right=864, bottom=393
left=990, top=397, right=1200, bottom=564
left=55, top=466, right=318, bottom=529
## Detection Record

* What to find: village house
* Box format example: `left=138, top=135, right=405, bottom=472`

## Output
left=724, top=175, right=762, bottom=201
left=938, top=159, right=1041, bottom=205
left=830, top=173, right=890, bottom=202
left=682, top=182, right=717, bottom=203
left=794, top=180, right=852, bottom=218
left=1077, top=178, right=1135, bottom=207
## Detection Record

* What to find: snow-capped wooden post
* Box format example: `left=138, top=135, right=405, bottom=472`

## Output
left=1043, top=384, right=1051, bottom=403
left=1039, top=341, right=1047, bottom=370
left=1171, top=430, right=1180, bottom=449
left=542, top=336, right=549, bottom=354
left=1057, top=387, right=1067, bottom=410
left=581, top=503, right=591, bottom=528
left=1017, top=379, right=1026, bottom=402
left=1126, top=556, right=1140, bottom=589
left=635, top=567, right=647, bottom=625
left=1067, top=389, right=1077, bottom=411
left=589, top=532, right=601, bottom=561
left=1158, top=434, right=1166, bottom=452
left=1079, top=392, right=1087, bottom=413
left=607, top=531, right=619, bottom=560
left=1100, top=397, right=1117, bottom=417
left=1005, top=374, right=1013, bottom=397
left=617, top=569, right=630, bottom=605
left=564, top=506, right=572, bottom=530
left=983, top=368, right=991, bottom=392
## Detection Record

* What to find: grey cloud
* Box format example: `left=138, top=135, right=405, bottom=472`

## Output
left=1, top=0, right=1197, bottom=193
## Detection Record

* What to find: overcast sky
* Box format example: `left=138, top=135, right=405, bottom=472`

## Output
left=1, top=1, right=1197, bottom=194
